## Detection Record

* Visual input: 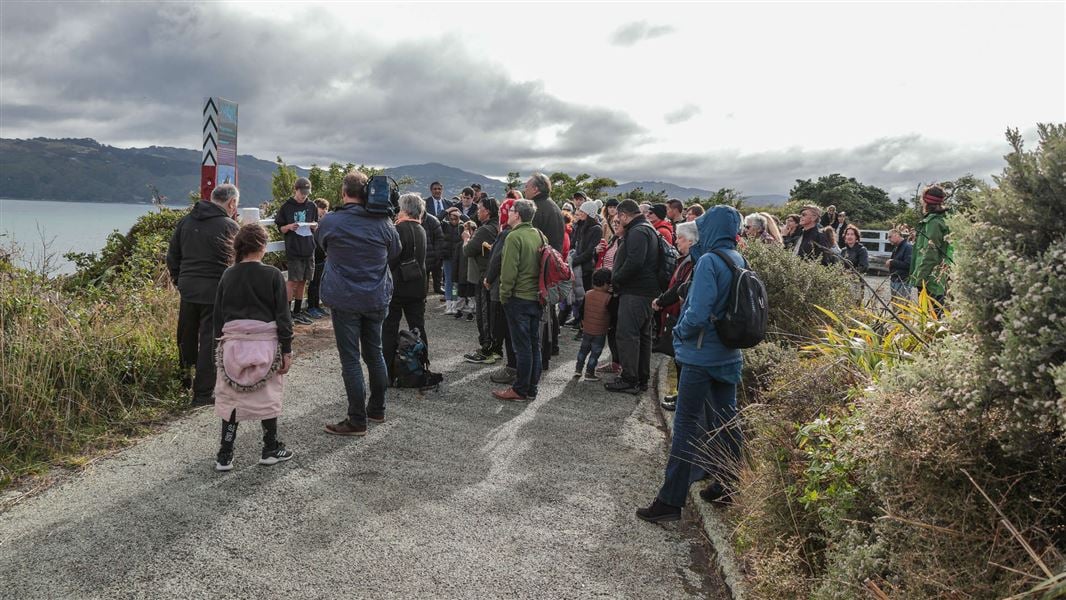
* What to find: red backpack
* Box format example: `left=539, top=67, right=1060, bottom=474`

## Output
left=537, top=232, right=573, bottom=305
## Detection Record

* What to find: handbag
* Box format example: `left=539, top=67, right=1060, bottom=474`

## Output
left=398, top=257, right=422, bottom=283
left=653, top=313, right=677, bottom=356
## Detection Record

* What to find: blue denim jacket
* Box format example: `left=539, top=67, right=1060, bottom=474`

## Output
left=317, top=203, right=401, bottom=312
left=673, top=205, right=744, bottom=368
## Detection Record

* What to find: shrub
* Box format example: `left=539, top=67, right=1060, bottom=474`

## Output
left=741, top=242, right=855, bottom=344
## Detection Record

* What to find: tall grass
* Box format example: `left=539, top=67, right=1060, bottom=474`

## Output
left=0, top=211, right=188, bottom=489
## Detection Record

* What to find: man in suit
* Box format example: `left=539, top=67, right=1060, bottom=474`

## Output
left=426, top=181, right=450, bottom=218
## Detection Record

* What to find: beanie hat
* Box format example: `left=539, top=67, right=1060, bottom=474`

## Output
left=650, top=203, right=668, bottom=220
left=579, top=199, right=602, bottom=217
left=605, top=198, right=620, bottom=208
left=562, top=202, right=575, bottom=212
left=498, top=197, right=515, bottom=228
left=922, top=186, right=946, bottom=205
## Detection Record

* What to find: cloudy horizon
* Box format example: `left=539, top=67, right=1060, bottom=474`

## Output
left=1, top=1, right=1062, bottom=196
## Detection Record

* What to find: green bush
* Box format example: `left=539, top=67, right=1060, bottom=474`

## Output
left=741, top=242, right=855, bottom=344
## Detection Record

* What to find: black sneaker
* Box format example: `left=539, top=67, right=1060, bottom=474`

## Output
left=699, top=482, right=735, bottom=505
left=584, top=372, right=601, bottom=382
left=259, top=442, right=295, bottom=466
left=636, top=498, right=682, bottom=523
left=454, top=310, right=464, bottom=319
left=490, top=367, right=516, bottom=384
left=293, top=312, right=313, bottom=325
left=466, top=312, right=475, bottom=322
left=604, top=379, right=641, bottom=395
left=661, top=394, right=677, bottom=411
left=215, top=451, right=234, bottom=472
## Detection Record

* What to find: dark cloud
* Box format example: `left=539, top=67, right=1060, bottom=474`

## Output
left=1, top=4, right=1011, bottom=198
left=664, top=104, right=701, bottom=125
left=609, top=21, right=676, bottom=47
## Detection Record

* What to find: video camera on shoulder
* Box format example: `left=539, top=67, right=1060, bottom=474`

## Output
left=366, top=175, right=400, bottom=217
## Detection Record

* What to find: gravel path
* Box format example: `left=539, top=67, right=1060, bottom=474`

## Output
left=0, top=299, right=726, bottom=599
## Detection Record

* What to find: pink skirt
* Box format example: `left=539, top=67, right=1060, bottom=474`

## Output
left=214, top=319, right=285, bottom=422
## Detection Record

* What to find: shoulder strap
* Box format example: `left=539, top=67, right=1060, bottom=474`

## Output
left=709, top=248, right=745, bottom=272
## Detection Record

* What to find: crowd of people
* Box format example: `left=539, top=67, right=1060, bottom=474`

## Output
left=165, top=172, right=952, bottom=520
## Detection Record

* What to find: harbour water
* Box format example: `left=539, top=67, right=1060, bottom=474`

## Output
left=0, top=199, right=179, bottom=274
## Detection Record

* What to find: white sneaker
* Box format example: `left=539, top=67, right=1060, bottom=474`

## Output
left=444, top=300, right=456, bottom=315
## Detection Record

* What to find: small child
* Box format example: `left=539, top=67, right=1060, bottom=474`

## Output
left=575, top=268, right=613, bottom=382
left=212, top=223, right=295, bottom=471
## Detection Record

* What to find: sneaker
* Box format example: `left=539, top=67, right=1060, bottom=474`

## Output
left=572, top=330, right=582, bottom=341
left=324, top=419, right=367, bottom=436
left=293, top=312, right=313, bottom=325
left=573, top=370, right=582, bottom=380
left=466, top=312, right=475, bottom=322
left=454, top=310, right=464, bottom=319
left=661, top=394, right=677, bottom=411
left=259, top=442, right=295, bottom=466
left=604, top=379, right=641, bottom=395
left=215, top=452, right=234, bottom=472
left=464, top=351, right=497, bottom=365
left=307, top=307, right=327, bottom=319
left=636, top=498, right=682, bottom=523
left=596, top=362, right=622, bottom=375
left=584, top=372, right=601, bottom=382
left=490, top=366, right=516, bottom=384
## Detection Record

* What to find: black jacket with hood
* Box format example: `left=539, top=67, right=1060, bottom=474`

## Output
left=531, top=192, right=565, bottom=252
left=421, top=212, right=444, bottom=271
left=274, top=197, right=319, bottom=258
left=166, top=201, right=239, bottom=304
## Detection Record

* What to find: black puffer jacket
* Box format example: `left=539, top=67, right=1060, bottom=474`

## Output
left=570, top=216, right=603, bottom=272
left=165, top=201, right=239, bottom=304
left=441, top=219, right=463, bottom=274
left=612, top=215, right=660, bottom=298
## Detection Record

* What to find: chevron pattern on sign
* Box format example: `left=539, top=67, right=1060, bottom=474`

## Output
left=203, top=97, right=218, bottom=116
left=202, top=149, right=216, bottom=167
left=202, top=97, right=219, bottom=162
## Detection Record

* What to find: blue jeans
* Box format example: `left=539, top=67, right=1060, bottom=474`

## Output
left=331, top=308, right=388, bottom=424
left=658, top=362, right=742, bottom=508
left=576, top=333, right=606, bottom=374
left=443, top=262, right=455, bottom=302
left=504, top=298, right=543, bottom=398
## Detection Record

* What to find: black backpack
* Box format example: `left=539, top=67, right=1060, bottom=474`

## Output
left=366, top=175, right=400, bottom=217
left=393, top=328, right=443, bottom=390
left=709, top=249, right=768, bottom=349
left=640, top=223, right=679, bottom=291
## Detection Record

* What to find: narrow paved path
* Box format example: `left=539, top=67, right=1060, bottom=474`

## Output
left=0, top=300, right=726, bottom=599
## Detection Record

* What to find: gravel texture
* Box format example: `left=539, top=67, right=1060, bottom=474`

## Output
left=0, top=299, right=726, bottom=599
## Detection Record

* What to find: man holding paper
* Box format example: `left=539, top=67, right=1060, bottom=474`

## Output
left=274, top=176, right=319, bottom=324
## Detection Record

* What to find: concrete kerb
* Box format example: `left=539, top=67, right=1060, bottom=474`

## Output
left=654, top=354, right=747, bottom=600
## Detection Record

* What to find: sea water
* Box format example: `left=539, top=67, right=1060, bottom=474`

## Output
left=0, top=199, right=178, bottom=274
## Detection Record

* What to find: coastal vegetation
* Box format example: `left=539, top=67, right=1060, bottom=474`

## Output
left=721, top=125, right=1065, bottom=598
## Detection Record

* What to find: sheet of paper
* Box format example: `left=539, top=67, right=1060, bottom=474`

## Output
left=295, top=222, right=313, bottom=237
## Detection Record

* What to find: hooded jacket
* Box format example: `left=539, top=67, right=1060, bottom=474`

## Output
left=274, top=197, right=319, bottom=258
left=317, top=202, right=401, bottom=312
left=672, top=205, right=744, bottom=368
left=570, top=216, right=604, bottom=272
left=910, top=210, right=951, bottom=296
left=166, top=201, right=239, bottom=304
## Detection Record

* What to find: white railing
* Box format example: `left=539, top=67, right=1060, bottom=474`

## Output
left=859, top=229, right=892, bottom=273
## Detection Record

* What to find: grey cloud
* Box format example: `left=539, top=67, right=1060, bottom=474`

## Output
left=664, top=104, right=701, bottom=125
left=609, top=21, right=676, bottom=47
left=1, top=3, right=644, bottom=174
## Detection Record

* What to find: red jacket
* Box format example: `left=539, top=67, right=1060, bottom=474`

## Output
left=654, top=219, right=674, bottom=246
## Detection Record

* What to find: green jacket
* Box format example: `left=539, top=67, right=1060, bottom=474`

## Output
left=910, top=210, right=952, bottom=297
left=500, top=222, right=542, bottom=304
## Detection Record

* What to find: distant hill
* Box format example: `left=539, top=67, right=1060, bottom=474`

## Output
left=0, top=138, right=292, bottom=204
left=386, top=163, right=507, bottom=199
left=745, top=194, right=789, bottom=206
left=0, top=137, right=784, bottom=207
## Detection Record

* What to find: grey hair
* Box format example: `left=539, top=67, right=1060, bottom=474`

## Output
left=745, top=213, right=767, bottom=232
left=211, top=183, right=239, bottom=205
left=529, top=173, right=551, bottom=196
left=513, top=199, right=537, bottom=222
left=398, top=192, right=425, bottom=218
left=675, top=221, right=699, bottom=244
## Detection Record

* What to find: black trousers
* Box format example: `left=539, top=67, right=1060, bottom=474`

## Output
left=382, top=297, right=428, bottom=382
left=475, top=287, right=492, bottom=350
left=607, top=296, right=620, bottom=365
left=616, top=295, right=653, bottom=386
left=307, top=257, right=326, bottom=309
left=429, top=264, right=443, bottom=293
left=219, top=409, right=278, bottom=455
left=177, top=300, right=216, bottom=402
left=489, top=299, right=508, bottom=359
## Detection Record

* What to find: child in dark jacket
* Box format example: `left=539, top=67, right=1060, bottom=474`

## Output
left=212, top=223, right=294, bottom=472
left=575, top=269, right=613, bottom=381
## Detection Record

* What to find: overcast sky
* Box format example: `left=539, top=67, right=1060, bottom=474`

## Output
left=2, top=1, right=1063, bottom=195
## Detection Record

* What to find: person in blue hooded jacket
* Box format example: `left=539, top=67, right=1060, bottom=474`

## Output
left=637, top=205, right=745, bottom=523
